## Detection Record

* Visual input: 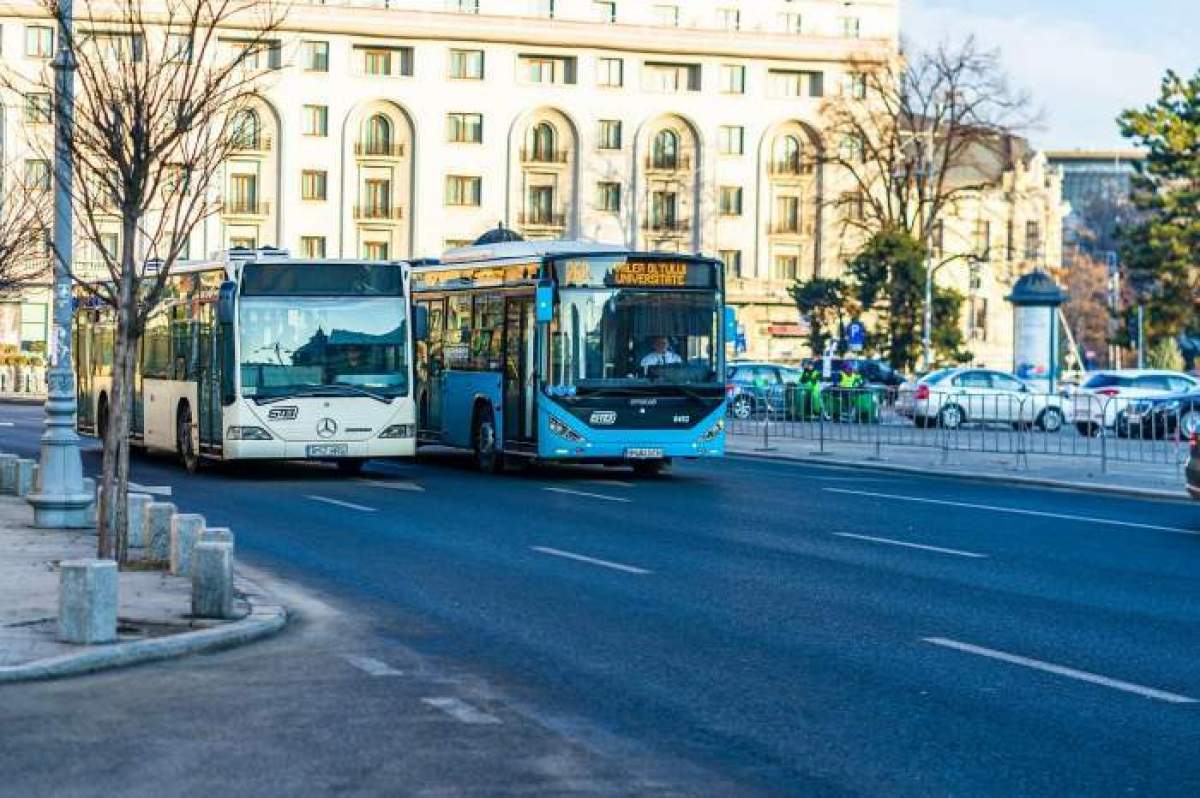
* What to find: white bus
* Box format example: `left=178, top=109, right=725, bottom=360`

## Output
left=75, top=248, right=417, bottom=472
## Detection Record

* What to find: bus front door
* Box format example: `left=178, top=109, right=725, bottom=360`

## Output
left=503, top=296, right=535, bottom=445
left=196, top=321, right=223, bottom=449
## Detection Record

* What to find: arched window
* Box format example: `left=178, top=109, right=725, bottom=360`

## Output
left=652, top=129, right=679, bottom=169
left=527, top=122, right=557, bottom=162
left=364, top=114, right=393, bottom=156
left=774, top=135, right=802, bottom=174
left=230, top=109, right=260, bottom=149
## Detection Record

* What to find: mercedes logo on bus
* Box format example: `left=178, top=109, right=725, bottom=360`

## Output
left=316, top=418, right=338, bottom=438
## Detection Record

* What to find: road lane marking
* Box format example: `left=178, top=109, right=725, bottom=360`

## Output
left=306, top=495, right=377, bottom=512
left=824, top=488, right=1199, bottom=536
left=361, top=479, right=425, bottom=492
left=0, top=422, right=14, bottom=427
left=834, top=532, right=987, bottom=559
left=129, top=482, right=172, bottom=497
left=341, top=655, right=403, bottom=677
left=531, top=546, right=651, bottom=575
left=543, top=486, right=631, bottom=503
left=422, top=697, right=501, bottom=725
left=923, top=637, right=1197, bottom=704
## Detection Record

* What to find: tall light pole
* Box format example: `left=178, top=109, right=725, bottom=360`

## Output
left=28, top=0, right=91, bottom=528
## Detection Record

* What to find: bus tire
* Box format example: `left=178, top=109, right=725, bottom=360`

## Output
left=472, top=405, right=503, bottom=474
left=97, top=394, right=110, bottom=442
left=632, top=459, right=670, bottom=477
left=177, top=401, right=200, bottom=474
left=336, top=458, right=367, bottom=475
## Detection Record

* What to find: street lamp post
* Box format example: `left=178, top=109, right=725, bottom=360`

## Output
left=28, top=0, right=92, bottom=528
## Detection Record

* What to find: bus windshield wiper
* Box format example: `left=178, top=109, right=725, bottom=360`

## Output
left=324, top=383, right=392, bottom=403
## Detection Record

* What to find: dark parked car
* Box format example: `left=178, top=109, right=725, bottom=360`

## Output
left=726, top=362, right=803, bottom=419
left=800, top=357, right=905, bottom=388
left=1117, top=391, right=1200, bottom=440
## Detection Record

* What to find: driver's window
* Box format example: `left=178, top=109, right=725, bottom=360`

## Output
left=991, top=373, right=1023, bottom=392
left=955, top=371, right=991, bottom=389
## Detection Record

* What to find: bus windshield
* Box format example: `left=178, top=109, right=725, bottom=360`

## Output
left=238, top=296, right=408, bottom=401
left=550, top=288, right=718, bottom=388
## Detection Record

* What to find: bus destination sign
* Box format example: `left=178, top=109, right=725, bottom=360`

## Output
left=610, top=261, right=690, bottom=287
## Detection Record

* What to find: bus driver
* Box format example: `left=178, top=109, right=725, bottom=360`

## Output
left=640, top=336, right=683, bottom=369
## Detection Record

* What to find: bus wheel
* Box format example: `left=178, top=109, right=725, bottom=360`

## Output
left=97, top=395, right=109, bottom=441
left=632, top=459, right=669, bottom=478
left=473, top=408, right=503, bottom=474
left=177, top=402, right=200, bottom=473
left=336, top=458, right=367, bottom=475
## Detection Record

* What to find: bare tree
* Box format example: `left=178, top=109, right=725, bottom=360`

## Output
left=6, top=0, right=285, bottom=561
left=0, top=163, right=52, bottom=294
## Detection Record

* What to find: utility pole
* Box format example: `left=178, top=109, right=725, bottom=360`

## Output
left=1136, top=305, right=1145, bottom=369
left=28, top=0, right=92, bottom=528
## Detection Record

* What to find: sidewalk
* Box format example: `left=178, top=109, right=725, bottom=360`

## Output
left=0, top=496, right=285, bottom=682
left=728, top=432, right=1191, bottom=500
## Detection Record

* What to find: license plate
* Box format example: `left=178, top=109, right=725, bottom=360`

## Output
left=625, top=447, right=664, bottom=460
left=307, top=444, right=348, bottom=458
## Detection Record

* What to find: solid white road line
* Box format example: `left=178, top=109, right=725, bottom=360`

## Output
left=341, top=654, right=403, bottom=677
left=531, top=545, right=652, bottom=575
left=543, top=486, right=631, bottom=503
left=421, top=697, right=501, bottom=725
left=834, top=532, right=988, bottom=559
left=824, top=487, right=1199, bottom=536
left=361, top=479, right=425, bottom=492
left=129, top=482, right=173, bottom=497
left=0, top=421, right=14, bottom=427
left=923, top=637, right=1197, bottom=704
left=306, top=495, right=377, bottom=512
left=582, top=479, right=635, bottom=488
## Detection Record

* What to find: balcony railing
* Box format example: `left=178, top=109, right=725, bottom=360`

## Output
left=641, top=218, right=691, bottom=234
left=767, top=160, right=814, bottom=176
left=223, top=199, right=270, bottom=216
left=518, top=212, right=566, bottom=228
left=353, top=204, right=405, bottom=221
left=229, top=135, right=272, bottom=154
left=354, top=141, right=406, bottom=158
left=520, top=148, right=569, bottom=164
left=644, top=154, right=693, bottom=172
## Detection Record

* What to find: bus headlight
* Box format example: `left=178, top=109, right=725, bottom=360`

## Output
left=548, top=416, right=585, bottom=443
left=697, top=419, right=725, bottom=443
left=378, top=424, right=415, bottom=439
left=226, top=426, right=273, bottom=440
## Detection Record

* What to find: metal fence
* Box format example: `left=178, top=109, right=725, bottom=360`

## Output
left=727, top=385, right=1193, bottom=476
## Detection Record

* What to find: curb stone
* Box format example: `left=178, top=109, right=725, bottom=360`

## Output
left=727, top=448, right=1191, bottom=502
left=0, top=573, right=286, bottom=683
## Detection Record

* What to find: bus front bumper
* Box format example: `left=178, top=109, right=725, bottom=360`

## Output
left=537, top=435, right=725, bottom=462
left=223, top=438, right=416, bottom=460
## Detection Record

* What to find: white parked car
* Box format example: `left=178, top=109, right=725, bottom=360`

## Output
left=1068, top=369, right=1199, bottom=436
left=896, top=367, right=1067, bottom=431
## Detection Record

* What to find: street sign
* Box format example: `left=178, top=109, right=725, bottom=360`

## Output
left=847, top=320, right=866, bottom=352
left=735, top=324, right=747, bottom=355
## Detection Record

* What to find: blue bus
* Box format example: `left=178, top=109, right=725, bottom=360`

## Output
left=412, top=237, right=733, bottom=475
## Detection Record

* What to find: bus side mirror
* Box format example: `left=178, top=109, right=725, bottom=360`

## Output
left=413, top=304, right=429, bottom=341
left=217, top=281, right=236, bottom=324
left=724, top=306, right=738, bottom=344
left=535, top=280, right=554, bottom=325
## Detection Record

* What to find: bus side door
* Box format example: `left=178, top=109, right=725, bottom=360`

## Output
left=503, top=295, right=536, bottom=444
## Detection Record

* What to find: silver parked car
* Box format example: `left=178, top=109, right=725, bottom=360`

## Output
left=896, top=367, right=1067, bottom=431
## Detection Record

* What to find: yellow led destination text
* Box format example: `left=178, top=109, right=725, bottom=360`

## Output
left=611, top=261, right=689, bottom=287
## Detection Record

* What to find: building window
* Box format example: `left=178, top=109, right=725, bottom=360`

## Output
left=598, top=120, right=622, bottom=150
left=525, top=122, right=561, bottom=163
left=1025, top=221, right=1041, bottom=259
left=842, top=193, right=866, bottom=222
left=363, top=241, right=389, bottom=260
left=840, top=16, right=861, bottom=38
left=1006, top=220, right=1015, bottom=261
left=534, top=0, right=556, bottom=18
left=363, top=178, right=392, bottom=214
left=362, top=114, right=394, bottom=154
left=839, top=135, right=864, bottom=163
left=650, top=191, right=678, bottom=229
left=968, top=297, right=988, bottom=341
left=24, top=93, right=51, bottom=124
left=772, top=254, right=799, bottom=280
left=520, top=54, right=576, bottom=85
left=597, top=57, right=623, bottom=87
left=772, top=135, right=803, bottom=174
left=359, top=46, right=413, bottom=77
left=720, top=64, right=746, bottom=95
left=719, top=186, right=743, bottom=216
left=652, top=4, right=678, bottom=26
left=778, top=13, right=802, bottom=34
left=230, top=235, right=257, bottom=249
left=643, top=61, right=700, bottom=92
left=525, top=186, right=556, bottom=225
left=303, top=104, right=328, bottom=137
left=719, top=250, right=742, bottom=279
left=25, top=25, right=53, bottom=57
left=593, top=1, right=616, bottom=23
left=227, top=173, right=259, bottom=213
left=445, top=175, right=482, bottom=206
left=774, top=196, right=800, bottom=233
left=448, top=49, right=484, bottom=79
left=717, top=8, right=740, bottom=31
left=596, top=182, right=621, bottom=212
left=931, top=220, right=944, bottom=256
left=974, top=220, right=992, bottom=260
left=769, top=69, right=823, bottom=98
left=24, top=159, right=51, bottom=190
left=718, top=125, right=745, bottom=155
left=300, top=236, right=326, bottom=258
left=301, top=170, right=327, bottom=201
left=447, top=112, right=483, bottom=143
left=651, top=129, right=680, bottom=169
left=303, top=40, right=329, bottom=72
left=453, top=0, right=479, bottom=12
left=842, top=72, right=867, bottom=99
left=230, top=109, right=262, bottom=149
left=166, top=33, right=193, bottom=63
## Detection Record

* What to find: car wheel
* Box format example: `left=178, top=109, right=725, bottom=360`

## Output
left=938, top=404, right=965, bottom=430
left=1179, top=410, right=1200, bottom=440
left=1036, top=407, right=1064, bottom=433
left=730, top=394, right=753, bottom=420
left=473, top=407, right=503, bottom=474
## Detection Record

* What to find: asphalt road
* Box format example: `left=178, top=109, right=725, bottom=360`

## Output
left=2, top=400, right=1199, bottom=796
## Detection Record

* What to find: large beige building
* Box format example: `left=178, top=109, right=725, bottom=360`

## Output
left=0, top=0, right=1061, bottom=368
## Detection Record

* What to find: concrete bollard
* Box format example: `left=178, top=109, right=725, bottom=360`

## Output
left=191, top=541, right=234, bottom=619
left=84, top=477, right=96, bottom=526
left=144, top=502, right=176, bottom=561
left=14, top=458, right=35, bottom=497
left=0, top=453, right=18, bottom=494
left=58, top=559, right=118, bottom=644
left=126, top=493, right=152, bottom=549
left=170, top=514, right=205, bottom=576
left=199, top=527, right=234, bottom=549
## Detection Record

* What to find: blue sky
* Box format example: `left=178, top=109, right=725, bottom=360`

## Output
left=904, top=0, right=1200, bottom=150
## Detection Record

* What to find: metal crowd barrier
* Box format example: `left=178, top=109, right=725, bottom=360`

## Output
left=727, top=385, right=1191, bottom=477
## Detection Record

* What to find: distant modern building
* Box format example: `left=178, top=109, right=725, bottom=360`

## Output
left=1045, top=149, right=1144, bottom=252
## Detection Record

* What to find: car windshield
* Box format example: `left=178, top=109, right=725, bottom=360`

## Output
left=1083, top=373, right=1136, bottom=389
left=549, top=288, right=718, bottom=388
left=921, top=369, right=955, bottom=385
left=238, top=296, right=408, bottom=401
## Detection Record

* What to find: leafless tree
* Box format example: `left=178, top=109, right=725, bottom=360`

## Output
left=0, top=164, right=52, bottom=295
left=5, top=0, right=285, bottom=561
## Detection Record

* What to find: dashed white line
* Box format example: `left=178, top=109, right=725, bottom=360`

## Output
left=422, top=697, right=501, bottom=724
left=341, top=654, right=403, bottom=677
left=531, top=545, right=651, bottom=575
left=129, top=482, right=173, bottom=497
left=824, top=487, right=1199, bottom=536
left=834, top=532, right=988, bottom=559
left=306, top=495, right=377, bottom=512
left=923, top=637, right=1197, bottom=704
left=543, top=486, right=631, bottom=503
left=361, top=479, right=425, bottom=492
left=582, top=479, right=635, bottom=488
left=0, top=422, right=14, bottom=427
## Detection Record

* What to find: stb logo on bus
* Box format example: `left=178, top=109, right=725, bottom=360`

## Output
left=268, top=406, right=298, bottom=421
left=589, top=411, right=617, bottom=426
